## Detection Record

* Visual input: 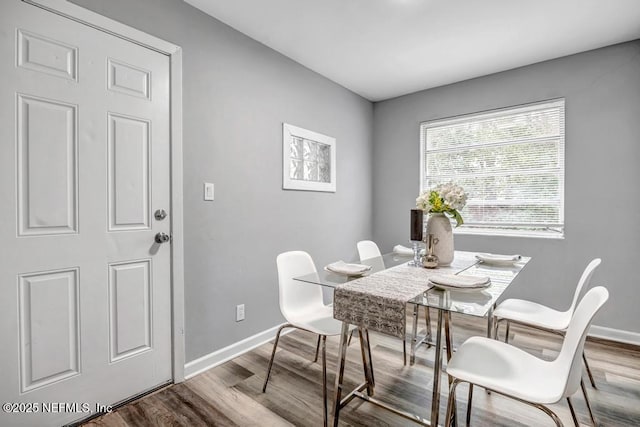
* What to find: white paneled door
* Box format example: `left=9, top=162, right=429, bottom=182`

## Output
left=0, top=2, right=172, bottom=425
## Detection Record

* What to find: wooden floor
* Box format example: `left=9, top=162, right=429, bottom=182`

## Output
left=84, top=313, right=640, bottom=426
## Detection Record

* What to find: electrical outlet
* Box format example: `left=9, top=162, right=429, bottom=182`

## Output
left=236, top=304, right=245, bottom=322
left=204, top=182, right=214, bottom=201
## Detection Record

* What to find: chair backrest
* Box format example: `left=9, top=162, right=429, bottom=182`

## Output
left=357, top=240, right=381, bottom=261
left=554, top=286, right=608, bottom=398
left=567, top=258, right=601, bottom=314
left=276, top=251, right=324, bottom=323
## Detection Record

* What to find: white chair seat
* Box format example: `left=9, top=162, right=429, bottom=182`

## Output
left=447, top=336, right=565, bottom=404
left=493, top=298, right=571, bottom=331
left=287, top=304, right=345, bottom=336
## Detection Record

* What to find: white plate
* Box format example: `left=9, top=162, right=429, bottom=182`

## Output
left=428, top=273, right=491, bottom=291
left=429, top=281, right=491, bottom=291
left=324, top=266, right=370, bottom=277
left=475, top=253, right=521, bottom=266
left=324, top=261, right=372, bottom=277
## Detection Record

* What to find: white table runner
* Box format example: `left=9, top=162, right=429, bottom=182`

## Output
left=333, top=256, right=474, bottom=338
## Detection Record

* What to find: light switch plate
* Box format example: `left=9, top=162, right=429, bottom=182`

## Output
left=204, top=182, right=214, bottom=201
left=236, top=304, right=245, bottom=322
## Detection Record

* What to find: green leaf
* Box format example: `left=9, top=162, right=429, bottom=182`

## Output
left=452, top=210, right=464, bottom=227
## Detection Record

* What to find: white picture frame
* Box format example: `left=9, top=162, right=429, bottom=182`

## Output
left=282, top=123, right=336, bottom=192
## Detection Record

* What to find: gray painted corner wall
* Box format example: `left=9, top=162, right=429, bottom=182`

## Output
left=372, top=40, right=640, bottom=334
left=71, top=0, right=373, bottom=362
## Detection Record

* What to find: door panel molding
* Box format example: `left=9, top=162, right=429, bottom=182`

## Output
left=18, top=267, right=80, bottom=393
left=107, top=58, right=151, bottom=100
left=17, top=29, right=78, bottom=81
left=23, top=0, right=185, bottom=382
left=108, top=259, right=153, bottom=363
left=107, top=113, right=151, bottom=232
left=17, top=93, right=78, bottom=236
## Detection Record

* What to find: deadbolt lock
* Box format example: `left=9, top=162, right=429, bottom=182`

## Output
left=154, top=209, right=168, bottom=220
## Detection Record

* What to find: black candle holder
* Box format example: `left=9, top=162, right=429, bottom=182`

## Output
left=409, top=209, right=424, bottom=267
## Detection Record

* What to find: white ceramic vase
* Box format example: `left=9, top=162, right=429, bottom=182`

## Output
left=426, top=213, right=454, bottom=266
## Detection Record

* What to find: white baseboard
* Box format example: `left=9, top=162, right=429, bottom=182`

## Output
left=183, top=322, right=638, bottom=380
left=184, top=323, right=291, bottom=380
left=590, top=324, right=640, bottom=346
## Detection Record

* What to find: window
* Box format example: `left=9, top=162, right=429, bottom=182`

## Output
left=283, top=123, right=336, bottom=192
left=420, top=99, right=565, bottom=238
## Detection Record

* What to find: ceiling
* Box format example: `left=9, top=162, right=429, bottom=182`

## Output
left=184, top=0, right=640, bottom=101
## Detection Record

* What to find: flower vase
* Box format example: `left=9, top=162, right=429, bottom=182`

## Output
left=426, top=213, right=454, bottom=266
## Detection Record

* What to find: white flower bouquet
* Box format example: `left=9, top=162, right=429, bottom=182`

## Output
left=416, top=182, right=468, bottom=227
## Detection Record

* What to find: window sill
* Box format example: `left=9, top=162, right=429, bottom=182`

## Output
left=453, top=227, right=565, bottom=240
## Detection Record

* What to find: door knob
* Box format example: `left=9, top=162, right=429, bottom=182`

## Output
left=155, top=232, right=170, bottom=244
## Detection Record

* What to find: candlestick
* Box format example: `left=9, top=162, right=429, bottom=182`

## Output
left=410, top=209, right=424, bottom=242
left=410, top=209, right=424, bottom=267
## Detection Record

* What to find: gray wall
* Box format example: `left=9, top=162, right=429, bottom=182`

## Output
left=70, top=0, right=640, bottom=348
left=373, top=40, right=640, bottom=334
left=72, top=0, right=373, bottom=362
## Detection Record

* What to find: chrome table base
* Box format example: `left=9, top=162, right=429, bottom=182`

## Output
left=331, top=311, right=454, bottom=427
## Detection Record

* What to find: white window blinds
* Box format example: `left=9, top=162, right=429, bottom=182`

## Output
left=420, top=99, right=565, bottom=237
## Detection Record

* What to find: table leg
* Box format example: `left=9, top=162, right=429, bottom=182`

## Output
left=444, top=312, right=453, bottom=363
left=331, top=322, right=350, bottom=427
left=431, top=309, right=444, bottom=426
left=487, top=303, right=495, bottom=338
left=424, top=306, right=432, bottom=343
left=444, top=312, right=457, bottom=427
left=366, top=329, right=375, bottom=387
left=487, top=304, right=496, bottom=399
left=358, top=327, right=375, bottom=396
left=410, top=303, right=419, bottom=365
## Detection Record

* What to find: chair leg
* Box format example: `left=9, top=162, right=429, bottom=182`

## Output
left=314, top=334, right=321, bottom=363
left=504, top=321, right=511, bottom=344
left=583, top=351, right=597, bottom=388
left=445, top=379, right=462, bottom=427
left=262, top=324, right=290, bottom=392
left=321, top=335, right=328, bottom=427
left=347, top=328, right=355, bottom=346
left=466, top=384, right=473, bottom=425
left=567, top=397, right=579, bottom=427
left=581, top=378, right=598, bottom=427
left=492, top=389, right=564, bottom=427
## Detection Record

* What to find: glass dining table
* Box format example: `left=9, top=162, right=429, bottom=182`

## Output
left=294, top=250, right=531, bottom=427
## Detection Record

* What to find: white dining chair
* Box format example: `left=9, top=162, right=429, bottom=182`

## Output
left=356, top=240, right=382, bottom=260
left=356, top=240, right=432, bottom=365
left=492, top=258, right=601, bottom=387
left=263, top=250, right=350, bottom=427
left=445, top=286, right=608, bottom=427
